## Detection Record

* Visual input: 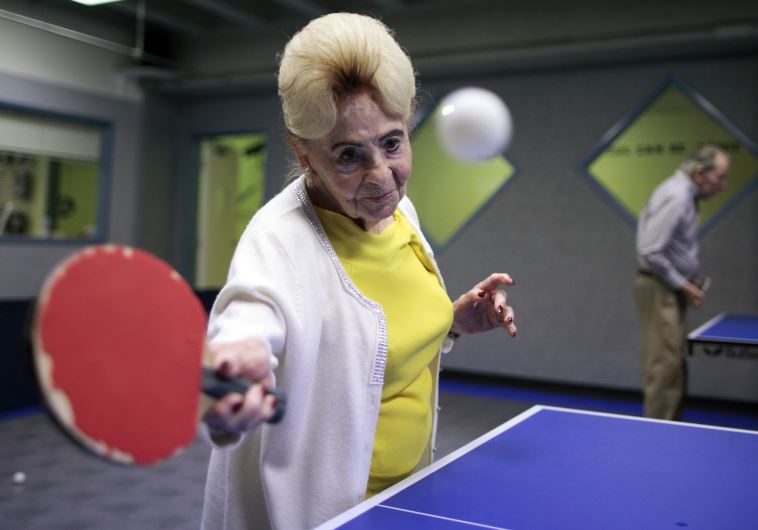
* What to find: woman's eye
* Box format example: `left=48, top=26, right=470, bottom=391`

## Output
left=385, top=138, right=401, bottom=152
left=337, top=148, right=359, bottom=164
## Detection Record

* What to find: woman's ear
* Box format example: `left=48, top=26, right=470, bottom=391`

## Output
left=290, top=137, right=310, bottom=172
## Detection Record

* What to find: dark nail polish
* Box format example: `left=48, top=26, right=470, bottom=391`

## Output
left=478, top=291, right=486, bottom=298
left=219, top=361, right=232, bottom=375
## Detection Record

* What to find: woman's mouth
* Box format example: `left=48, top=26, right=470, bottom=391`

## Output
left=362, top=190, right=395, bottom=203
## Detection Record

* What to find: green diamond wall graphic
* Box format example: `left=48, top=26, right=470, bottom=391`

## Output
left=585, top=77, right=758, bottom=231
left=408, top=102, right=514, bottom=249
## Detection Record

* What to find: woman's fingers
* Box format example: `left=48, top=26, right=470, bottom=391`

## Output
left=488, top=289, right=516, bottom=337
left=233, top=385, right=277, bottom=431
left=476, top=272, right=515, bottom=296
left=501, top=305, right=517, bottom=337
left=206, top=384, right=276, bottom=433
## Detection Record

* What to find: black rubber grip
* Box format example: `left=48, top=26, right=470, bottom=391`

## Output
left=201, top=367, right=286, bottom=424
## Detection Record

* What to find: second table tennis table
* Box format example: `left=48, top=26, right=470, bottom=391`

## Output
left=688, top=312, right=758, bottom=359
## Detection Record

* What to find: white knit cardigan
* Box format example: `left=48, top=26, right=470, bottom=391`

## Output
left=201, top=176, right=453, bottom=530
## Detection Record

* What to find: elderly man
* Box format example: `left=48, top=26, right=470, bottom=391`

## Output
left=634, top=144, right=729, bottom=420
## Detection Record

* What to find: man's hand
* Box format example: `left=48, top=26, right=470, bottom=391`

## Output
left=681, top=281, right=705, bottom=308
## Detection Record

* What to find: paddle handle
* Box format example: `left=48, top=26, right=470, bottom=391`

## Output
left=201, top=367, right=286, bottom=424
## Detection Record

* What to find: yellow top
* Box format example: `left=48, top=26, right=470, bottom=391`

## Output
left=314, top=206, right=453, bottom=497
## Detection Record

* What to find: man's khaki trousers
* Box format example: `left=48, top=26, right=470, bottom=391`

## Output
left=634, top=273, right=688, bottom=420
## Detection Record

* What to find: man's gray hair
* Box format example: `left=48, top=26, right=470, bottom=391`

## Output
left=680, top=144, right=728, bottom=175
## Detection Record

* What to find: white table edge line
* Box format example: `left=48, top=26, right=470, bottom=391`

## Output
left=688, top=312, right=727, bottom=339
left=537, top=404, right=758, bottom=435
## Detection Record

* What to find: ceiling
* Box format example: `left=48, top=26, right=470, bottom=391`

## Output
left=2, top=0, right=758, bottom=94
left=0, top=0, right=469, bottom=66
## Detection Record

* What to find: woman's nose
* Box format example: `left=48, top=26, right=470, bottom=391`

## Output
left=364, top=152, right=393, bottom=183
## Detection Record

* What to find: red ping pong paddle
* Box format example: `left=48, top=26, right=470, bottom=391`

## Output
left=31, top=244, right=285, bottom=465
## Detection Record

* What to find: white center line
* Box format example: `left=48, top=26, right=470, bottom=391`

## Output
left=378, top=505, right=512, bottom=530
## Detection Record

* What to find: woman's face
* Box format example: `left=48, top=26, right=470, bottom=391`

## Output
left=295, top=89, right=412, bottom=234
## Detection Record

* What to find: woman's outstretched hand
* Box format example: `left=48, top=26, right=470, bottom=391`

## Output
left=202, top=338, right=278, bottom=435
left=451, top=273, right=517, bottom=338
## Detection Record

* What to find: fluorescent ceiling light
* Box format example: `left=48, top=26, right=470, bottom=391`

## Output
left=71, top=0, right=124, bottom=6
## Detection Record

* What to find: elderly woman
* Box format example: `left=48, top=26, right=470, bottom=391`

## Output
left=201, top=12, right=517, bottom=530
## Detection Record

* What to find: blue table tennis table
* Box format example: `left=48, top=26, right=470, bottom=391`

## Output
left=317, top=405, right=758, bottom=530
left=688, top=313, right=758, bottom=359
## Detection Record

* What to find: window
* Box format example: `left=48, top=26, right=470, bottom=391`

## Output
left=0, top=106, right=109, bottom=241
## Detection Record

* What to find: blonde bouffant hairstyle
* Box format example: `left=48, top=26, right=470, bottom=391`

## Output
left=277, top=12, right=416, bottom=140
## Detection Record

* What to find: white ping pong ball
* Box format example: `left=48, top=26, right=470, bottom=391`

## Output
left=12, top=471, right=26, bottom=485
left=435, top=87, right=513, bottom=162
